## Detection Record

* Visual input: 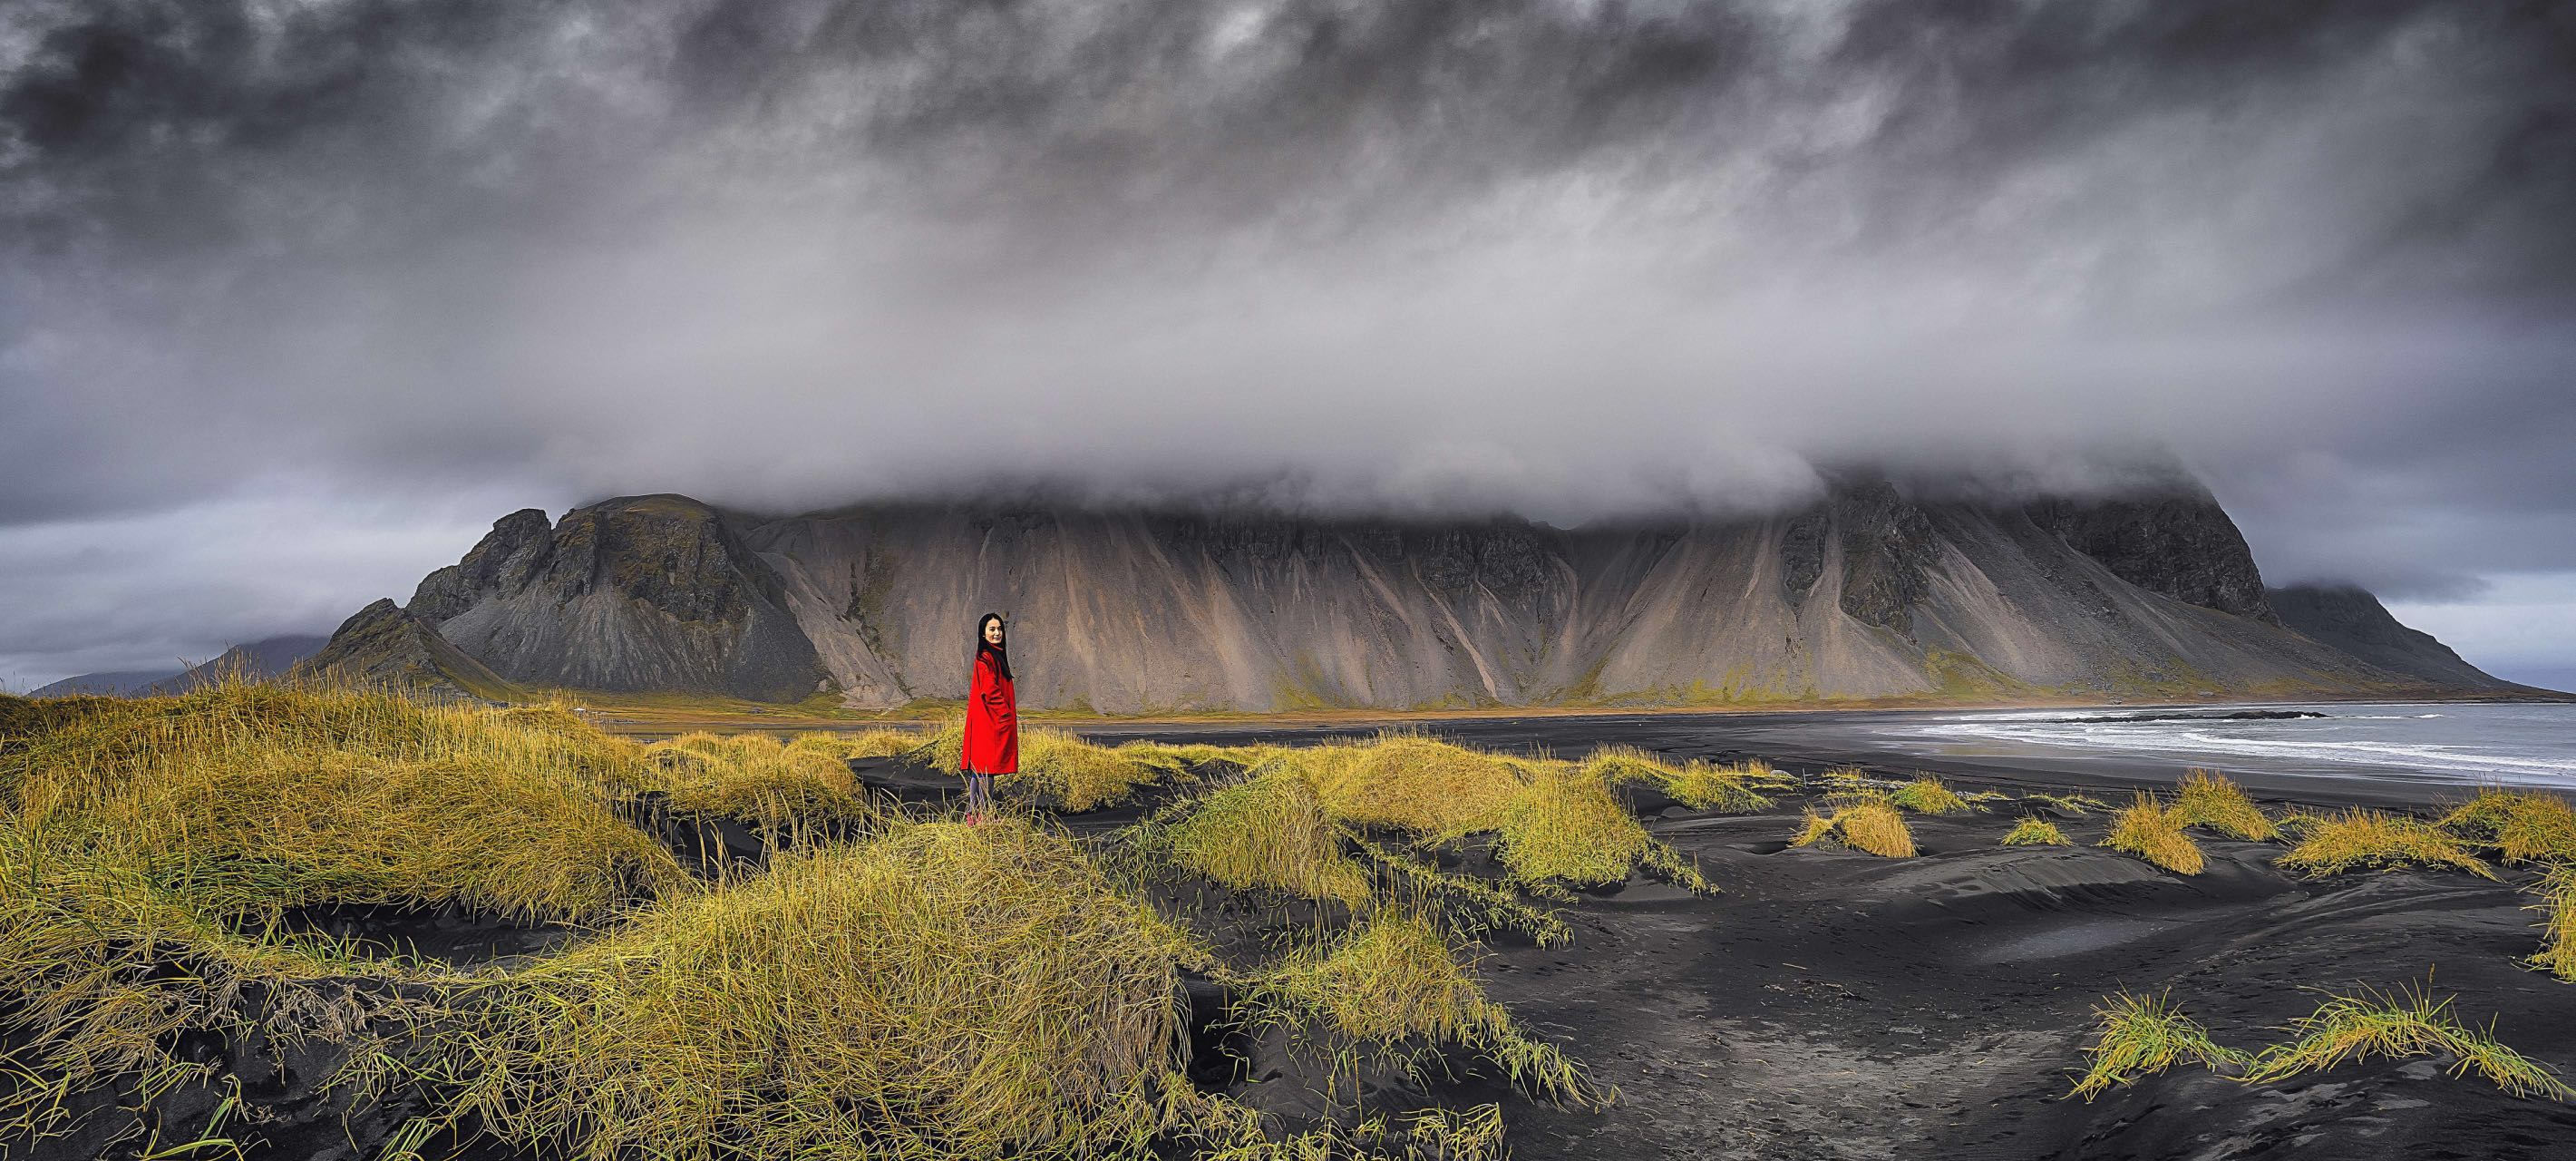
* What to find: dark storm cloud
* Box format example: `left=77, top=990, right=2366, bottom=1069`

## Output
left=2, top=0, right=2573, bottom=682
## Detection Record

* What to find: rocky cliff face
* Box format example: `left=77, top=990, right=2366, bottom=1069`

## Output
left=2022, top=485, right=2278, bottom=623
left=2269, top=583, right=2523, bottom=690
left=315, top=479, right=2499, bottom=709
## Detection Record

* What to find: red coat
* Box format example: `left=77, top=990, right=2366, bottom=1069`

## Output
left=963, top=651, right=1017, bottom=774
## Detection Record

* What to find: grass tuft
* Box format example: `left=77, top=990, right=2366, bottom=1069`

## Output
left=2441, top=788, right=2576, bottom=866
left=2001, top=817, right=2073, bottom=847
left=2101, top=794, right=2204, bottom=875
left=1138, top=769, right=1375, bottom=906
left=2241, top=981, right=2573, bottom=1100
left=1888, top=776, right=1972, bottom=815
left=1582, top=746, right=1777, bottom=813
left=2530, top=865, right=2576, bottom=982
left=2276, top=810, right=2496, bottom=881
left=1256, top=910, right=1605, bottom=1108
left=2172, top=770, right=2278, bottom=841
left=406, top=820, right=1198, bottom=1159
left=1791, top=798, right=1916, bottom=858
left=2069, top=991, right=2248, bottom=1100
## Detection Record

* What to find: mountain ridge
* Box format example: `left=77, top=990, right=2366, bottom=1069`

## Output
left=299, top=479, right=2523, bottom=711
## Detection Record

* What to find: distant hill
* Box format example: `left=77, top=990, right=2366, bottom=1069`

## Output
left=304, top=477, right=2518, bottom=712
left=32, top=634, right=329, bottom=698
left=2269, top=584, right=2535, bottom=692
left=30, top=668, right=184, bottom=698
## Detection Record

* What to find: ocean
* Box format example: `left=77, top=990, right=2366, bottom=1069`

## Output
left=1857, top=701, right=2576, bottom=788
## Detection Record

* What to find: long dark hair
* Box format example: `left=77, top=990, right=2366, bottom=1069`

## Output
left=973, top=612, right=1012, bottom=681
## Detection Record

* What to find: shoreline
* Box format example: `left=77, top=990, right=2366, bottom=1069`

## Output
left=581, top=685, right=2571, bottom=737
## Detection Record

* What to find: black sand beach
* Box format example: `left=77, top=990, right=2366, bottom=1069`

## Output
left=1056, top=707, right=2576, bottom=1160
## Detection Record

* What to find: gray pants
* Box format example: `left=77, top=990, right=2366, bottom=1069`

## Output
left=962, top=772, right=995, bottom=815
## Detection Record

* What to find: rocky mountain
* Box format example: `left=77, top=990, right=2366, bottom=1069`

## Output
left=30, top=668, right=182, bottom=698
left=32, top=634, right=328, bottom=698
left=2268, top=583, right=2523, bottom=691
left=306, top=479, right=2512, bottom=711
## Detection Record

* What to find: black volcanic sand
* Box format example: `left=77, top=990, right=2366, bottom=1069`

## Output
left=1046, top=715, right=2576, bottom=1161
left=1471, top=794, right=2576, bottom=1161
left=31, top=723, right=2576, bottom=1160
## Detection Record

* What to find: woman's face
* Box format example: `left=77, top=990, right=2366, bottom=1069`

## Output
left=984, top=619, right=1005, bottom=647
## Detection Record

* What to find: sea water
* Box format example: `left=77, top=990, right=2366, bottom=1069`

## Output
left=1876, top=702, right=2576, bottom=787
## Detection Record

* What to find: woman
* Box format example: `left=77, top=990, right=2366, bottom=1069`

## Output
left=960, top=612, right=1016, bottom=824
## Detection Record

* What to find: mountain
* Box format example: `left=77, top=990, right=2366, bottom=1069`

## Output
left=2268, top=583, right=2528, bottom=691
left=31, top=668, right=183, bottom=698
left=29, top=634, right=329, bottom=698
left=308, top=479, right=2509, bottom=711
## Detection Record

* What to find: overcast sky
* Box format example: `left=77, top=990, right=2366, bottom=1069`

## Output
left=2, top=0, right=2571, bottom=689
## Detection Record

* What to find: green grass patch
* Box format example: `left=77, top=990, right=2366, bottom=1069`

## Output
left=2242, top=981, right=2572, bottom=1099
left=2070, top=991, right=2248, bottom=1100
left=2530, top=865, right=2576, bottom=983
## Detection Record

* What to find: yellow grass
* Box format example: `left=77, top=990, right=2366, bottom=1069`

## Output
left=0, top=684, right=1616, bottom=1158
left=1259, top=911, right=1603, bottom=1107
left=1144, top=770, right=1375, bottom=906
left=2441, top=788, right=2576, bottom=865
left=2241, top=981, right=2573, bottom=1099
left=2530, top=865, right=2576, bottom=982
left=1888, top=776, right=1972, bottom=815
left=0, top=679, right=694, bottom=1142
left=1790, top=799, right=1917, bottom=858
left=2102, top=794, right=2204, bottom=875
left=2020, top=791, right=2111, bottom=815
left=2070, top=991, right=2248, bottom=1100
left=2001, top=817, right=2073, bottom=846
left=409, top=820, right=1200, bottom=1159
left=1580, top=746, right=1777, bottom=813
left=1289, top=733, right=1531, bottom=834
left=922, top=720, right=1196, bottom=812
left=2173, top=770, right=2278, bottom=841
left=646, top=731, right=874, bottom=828
left=2276, top=809, right=2496, bottom=881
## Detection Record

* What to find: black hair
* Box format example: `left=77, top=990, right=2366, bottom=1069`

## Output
left=974, top=612, right=1012, bottom=680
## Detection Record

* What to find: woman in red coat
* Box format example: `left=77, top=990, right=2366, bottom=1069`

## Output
left=960, top=612, right=1016, bottom=824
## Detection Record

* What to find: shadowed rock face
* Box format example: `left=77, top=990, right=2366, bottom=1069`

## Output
left=392, top=495, right=828, bottom=701
left=2023, top=488, right=2277, bottom=623
left=316, top=482, right=2486, bottom=709
left=2270, top=583, right=2525, bottom=690
left=296, top=600, right=513, bottom=698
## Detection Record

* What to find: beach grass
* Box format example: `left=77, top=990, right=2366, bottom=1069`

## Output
left=2530, top=865, right=2576, bottom=982
left=1131, top=767, right=1375, bottom=906
left=919, top=719, right=1200, bottom=812
left=2102, top=794, right=2205, bottom=875
left=1889, top=776, right=1973, bottom=815
left=1253, top=909, right=1604, bottom=1108
left=646, top=730, right=876, bottom=829
left=2019, top=791, right=2112, bottom=815
left=2241, top=981, right=2573, bottom=1099
left=1581, top=745, right=1778, bottom=813
left=1, top=682, right=1638, bottom=1158
left=1791, top=798, right=1917, bottom=858
left=399, top=819, right=1199, bottom=1160
left=2001, top=817, right=2073, bottom=846
left=2172, top=770, right=2278, bottom=841
left=2276, top=809, right=2496, bottom=881
left=2070, top=991, right=2248, bottom=1100
left=2441, top=788, right=2576, bottom=865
